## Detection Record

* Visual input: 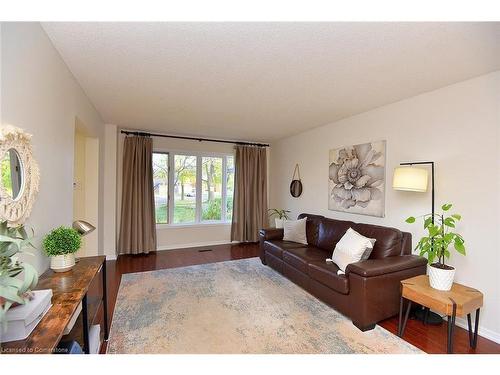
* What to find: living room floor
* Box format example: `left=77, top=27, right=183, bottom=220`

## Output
left=102, top=243, right=500, bottom=354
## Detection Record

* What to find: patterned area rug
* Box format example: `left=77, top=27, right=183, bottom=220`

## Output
left=107, top=258, right=422, bottom=354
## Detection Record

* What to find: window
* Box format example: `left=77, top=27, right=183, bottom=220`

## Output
left=173, top=155, right=197, bottom=223
left=153, top=153, right=169, bottom=224
left=202, top=157, right=222, bottom=221
left=153, top=152, right=234, bottom=225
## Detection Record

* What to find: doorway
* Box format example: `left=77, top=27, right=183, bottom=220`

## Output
left=73, top=118, right=99, bottom=257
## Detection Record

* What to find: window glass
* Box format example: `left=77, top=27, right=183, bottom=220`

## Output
left=152, top=153, right=168, bottom=224
left=201, top=157, right=223, bottom=221
left=173, top=155, right=197, bottom=223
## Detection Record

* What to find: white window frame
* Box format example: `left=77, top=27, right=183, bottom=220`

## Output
left=153, top=149, right=234, bottom=228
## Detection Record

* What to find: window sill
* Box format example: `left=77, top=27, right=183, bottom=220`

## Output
left=156, top=222, right=232, bottom=230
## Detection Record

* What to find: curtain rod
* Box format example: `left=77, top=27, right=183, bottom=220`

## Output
left=121, top=130, right=270, bottom=147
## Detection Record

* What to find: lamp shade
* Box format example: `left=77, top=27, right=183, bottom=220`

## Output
left=72, top=220, right=95, bottom=236
left=393, top=166, right=428, bottom=192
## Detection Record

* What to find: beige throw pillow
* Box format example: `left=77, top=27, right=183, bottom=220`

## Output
left=331, top=228, right=376, bottom=272
left=283, top=217, right=308, bottom=245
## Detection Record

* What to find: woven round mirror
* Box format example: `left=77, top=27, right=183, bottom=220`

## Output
left=0, top=125, right=40, bottom=226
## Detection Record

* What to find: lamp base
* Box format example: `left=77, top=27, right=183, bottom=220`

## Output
left=414, top=307, right=443, bottom=325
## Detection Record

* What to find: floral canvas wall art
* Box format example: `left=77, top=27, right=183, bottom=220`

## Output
left=328, top=140, right=386, bottom=217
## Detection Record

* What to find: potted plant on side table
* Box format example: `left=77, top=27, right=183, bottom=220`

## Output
left=268, top=208, right=291, bottom=229
left=43, top=226, right=81, bottom=273
left=406, top=203, right=466, bottom=291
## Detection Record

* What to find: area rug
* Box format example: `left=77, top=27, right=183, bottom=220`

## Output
left=107, top=258, right=422, bottom=354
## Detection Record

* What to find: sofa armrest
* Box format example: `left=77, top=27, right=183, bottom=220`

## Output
left=259, top=228, right=284, bottom=241
left=345, top=255, right=427, bottom=278
left=259, top=228, right=284, bottom=264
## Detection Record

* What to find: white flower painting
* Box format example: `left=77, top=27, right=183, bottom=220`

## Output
left=328, top=140, right=386, bottom=217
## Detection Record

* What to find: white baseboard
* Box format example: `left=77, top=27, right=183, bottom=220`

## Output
left=157, top=240, right=238, bottom=251
left=105, top=254, right=117, bottom=260
left=453, top=316, right=500, bottom=344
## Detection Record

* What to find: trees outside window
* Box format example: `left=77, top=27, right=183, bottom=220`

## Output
left=202, top=157, right=222, bottom=221
left=152, top=153, right=168, bottom=224
left=173, top=155, right=197, bottom=223
left=153, top=152, right=234, bottom=225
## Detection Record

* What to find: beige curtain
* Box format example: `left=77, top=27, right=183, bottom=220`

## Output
left=118, top=136, right=157, bottom=254
left=231, top=145, right=268, bottom=242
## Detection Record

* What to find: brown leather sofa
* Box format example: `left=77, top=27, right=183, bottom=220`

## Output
left=259, top=213, right=427, bottom=331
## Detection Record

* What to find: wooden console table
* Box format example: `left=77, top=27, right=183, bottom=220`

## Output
left=1, top=256, right=108, bottom=354
left=398, top=275, right=483, bottom=354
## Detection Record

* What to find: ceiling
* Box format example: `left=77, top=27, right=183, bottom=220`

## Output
left=42, top=22, right=500, bottom=142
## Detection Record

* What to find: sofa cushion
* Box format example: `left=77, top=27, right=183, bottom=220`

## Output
left=351, top=222, right=402, bottom=258
left=283, top=247, right=329, bottom=273
left=331, top=228, right=376, bottom=272
left=283, top=217, right=308, bottom=244
left=317, top=218, right=355, bottom=251
left=308, top=261, right=349, bottom=294
left=298, top=213, right=324, bottom=247
left=264, top=240, right=305, bottom=259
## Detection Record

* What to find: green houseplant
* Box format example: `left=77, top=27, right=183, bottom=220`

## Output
left=43, top=226, right=81, bottom=273
left=268, top=209, right=291, bottom=229
left=406, top=203, right=466, bottom=291
left=0, top=221, right=38, bottom=338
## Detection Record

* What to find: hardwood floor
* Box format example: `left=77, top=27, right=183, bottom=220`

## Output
left=102, top=243, right=500, bottom=354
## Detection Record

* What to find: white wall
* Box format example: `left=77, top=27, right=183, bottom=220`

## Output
left=270, top=71, right=500, bottom=342
left=1, top=23, right=106, bottom=272
left=116, top=131, right=235, bottom=252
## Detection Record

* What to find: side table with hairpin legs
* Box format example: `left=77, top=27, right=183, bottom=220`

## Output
left=398, top=275, right=483, bottom=354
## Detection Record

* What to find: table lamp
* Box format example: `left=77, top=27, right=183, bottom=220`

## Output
left=72, top=220, right=96, bottom=236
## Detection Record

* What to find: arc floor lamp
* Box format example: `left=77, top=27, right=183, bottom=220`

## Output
left=393, top=161, right=434, bottom=218
left=393, top=161, right=443, bottom=325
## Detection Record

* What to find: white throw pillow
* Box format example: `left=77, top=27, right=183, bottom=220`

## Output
left=360, top=236, right=377, bottom=261
left=283, top=217, right=308, bottom=245
left=331, top=228, right=376, bottom=272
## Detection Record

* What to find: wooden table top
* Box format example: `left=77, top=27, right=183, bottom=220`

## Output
left=1, top=256, right=105, bottom=354
left=401, top=275, right=483, bottom=317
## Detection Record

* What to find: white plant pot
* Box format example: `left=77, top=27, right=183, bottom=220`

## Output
left=275, top=218, right=285, bottom=229
left=50, top=253, right=76, bottom=273
left=428, top=264, right=455, bottom=291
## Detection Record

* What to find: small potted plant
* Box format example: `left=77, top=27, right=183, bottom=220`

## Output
left=268, top=209, right=291, bottom=229
left=43, top=226, right=81, bottom=273
left=406, top=203, right=466, bottom=291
